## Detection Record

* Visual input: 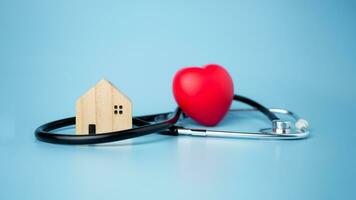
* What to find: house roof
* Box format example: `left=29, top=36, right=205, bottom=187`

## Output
left=77, top=79, right=131, bottom=103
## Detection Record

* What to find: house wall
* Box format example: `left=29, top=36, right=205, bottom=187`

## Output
left=76, top=81, right=132, bottom=135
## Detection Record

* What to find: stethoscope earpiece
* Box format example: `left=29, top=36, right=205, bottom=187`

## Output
left=295, top=119, right=309, bottom=131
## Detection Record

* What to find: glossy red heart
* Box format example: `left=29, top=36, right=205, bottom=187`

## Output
left=173, top=64, right=234, bottom=126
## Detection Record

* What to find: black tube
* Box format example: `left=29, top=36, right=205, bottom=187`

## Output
left=233, top=95, right=279, bottom=121
left=35, top=108, right=182, bottom=145
left=34, top=95, right=279, bottom=145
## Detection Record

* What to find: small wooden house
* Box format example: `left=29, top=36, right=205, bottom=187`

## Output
left=76, top=79, right=132, bottom=135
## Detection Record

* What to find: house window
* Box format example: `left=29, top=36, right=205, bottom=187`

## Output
left=114, top=105, right=124, bottom=115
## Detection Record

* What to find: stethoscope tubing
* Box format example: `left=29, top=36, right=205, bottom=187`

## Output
left=35, top=108, right=182, bottom=144
left=34, top=95, right=309, bottom=145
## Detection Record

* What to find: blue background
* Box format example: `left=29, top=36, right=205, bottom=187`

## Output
left=1, top=0, right=355, bottom=199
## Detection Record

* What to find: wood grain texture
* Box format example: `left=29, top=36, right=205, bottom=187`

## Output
left=76, top=79, right=132, bottom=135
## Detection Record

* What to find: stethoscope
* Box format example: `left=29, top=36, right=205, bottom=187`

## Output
left=35, top=95, right=310, bottom=145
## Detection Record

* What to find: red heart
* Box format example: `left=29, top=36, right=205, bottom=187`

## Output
left=173, top=64, right=234, bottom=126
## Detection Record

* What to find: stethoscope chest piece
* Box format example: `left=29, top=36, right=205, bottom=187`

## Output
left=272, top=120, right=292, bottom=134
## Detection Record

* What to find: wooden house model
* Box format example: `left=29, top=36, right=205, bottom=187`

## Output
left=76, top=79, right=132, bottom=135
